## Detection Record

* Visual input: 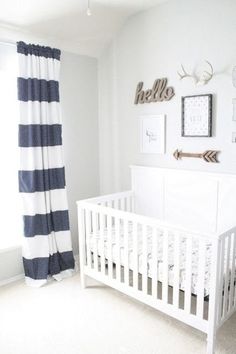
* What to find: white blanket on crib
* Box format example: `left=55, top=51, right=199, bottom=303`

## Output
left=88, top=224, right=212, bottom=296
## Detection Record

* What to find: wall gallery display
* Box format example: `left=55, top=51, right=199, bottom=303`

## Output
left=140, top=115, right=165, bottom=154
left=182, top=94, right=213, bottom=137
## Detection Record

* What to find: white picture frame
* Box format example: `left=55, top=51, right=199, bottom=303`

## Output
left=140, top=115, right=165, bottom=154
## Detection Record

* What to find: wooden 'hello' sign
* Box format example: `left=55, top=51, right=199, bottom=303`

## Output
left=134, top=78, right=175, bottom=104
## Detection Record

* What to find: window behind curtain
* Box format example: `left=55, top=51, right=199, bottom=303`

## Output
left=0, top=43, right=22, bottom=249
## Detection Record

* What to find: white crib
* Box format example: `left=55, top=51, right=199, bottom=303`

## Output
left=77, top=166, right=236, bottom=354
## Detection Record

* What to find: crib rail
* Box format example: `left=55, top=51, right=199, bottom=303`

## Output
left=77, top=194, right=226, bottom=335
left=81, top=190, right=135, bottom=212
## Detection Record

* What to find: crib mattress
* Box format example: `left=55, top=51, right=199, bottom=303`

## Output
left=88, top=224, right=213, bottom=296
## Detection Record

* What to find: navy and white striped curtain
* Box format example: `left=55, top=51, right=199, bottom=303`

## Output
left=17, top=41, right=75, bottom=287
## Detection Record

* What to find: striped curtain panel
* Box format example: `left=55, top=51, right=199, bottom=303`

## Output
left=17, top=41, right=75, bottom=287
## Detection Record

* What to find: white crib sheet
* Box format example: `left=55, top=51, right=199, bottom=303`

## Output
left=88, top=223, right=213, bottom=296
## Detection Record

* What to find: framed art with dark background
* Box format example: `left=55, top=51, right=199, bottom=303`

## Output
left=182, top=94, right=212, bottom=137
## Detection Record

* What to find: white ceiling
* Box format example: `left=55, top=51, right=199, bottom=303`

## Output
left=0, top=0, right=167, bottom=57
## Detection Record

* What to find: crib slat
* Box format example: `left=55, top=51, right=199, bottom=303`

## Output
left=107, top=213, right=113, bottom=279
left=217, top=238, right=225, bottom=323
left=120, top=198, right=125, bottom=211
left=85, top=209, right=92, bottom=269
left=114, top=199, right=119, bottom=210
left=196, top=239, right=206, bottom=319
left=78, top=207, right=86, bottom=288
left=142, top=225, right=148, bottom=294
left=162, top=229, right=169, bottom=303
left=184, top=237, right=192, bottom=314
left=115, top=216, right=121, bottom=282
left=133, top=222, right=139, bottom=291
left=124, top=219, right=129, bottom=285
left=233, top=237, right=236, bottom=308
left=223, top=236, right=231, bottom=317
left=131, top=195, right=135, bottom=213
left=152, top=228, right=158, bottom=299
left=126, top=196, right=131, bottom=212
left=229, top=234, right=236, bottom=311
left=173, top=232, right=180, bottom=308
left=92, top=211, right=98, bottom=272
left=100, top=212, right=105, bottom=275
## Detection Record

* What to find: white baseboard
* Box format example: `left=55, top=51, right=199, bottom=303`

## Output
left=0, top=273, right=24, bottom=287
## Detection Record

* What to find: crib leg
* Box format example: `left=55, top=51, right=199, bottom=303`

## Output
left=80, top=272, right=87, bottom=289
left=78, top=206, right=87, bottom=290
left=207, top=333, right=216, bottom=354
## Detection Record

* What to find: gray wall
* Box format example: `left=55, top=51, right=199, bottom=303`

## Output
left=0, top=50, right=99, bottom=283
left=61, top=51, right=99, bottom=253
left=98, top=0, right=236, bottom=193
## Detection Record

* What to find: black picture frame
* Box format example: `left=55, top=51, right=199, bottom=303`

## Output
left=182, top=94, right=213, bottom=137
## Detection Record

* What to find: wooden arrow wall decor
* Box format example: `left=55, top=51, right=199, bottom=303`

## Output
left=173, top=149, right=220, bottom=163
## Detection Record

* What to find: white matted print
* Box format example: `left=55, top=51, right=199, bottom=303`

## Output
left=140, top=115, right=165, bottom=154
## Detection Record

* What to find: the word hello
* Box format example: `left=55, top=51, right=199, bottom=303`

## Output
left=134, top=78, right=175, bottom=104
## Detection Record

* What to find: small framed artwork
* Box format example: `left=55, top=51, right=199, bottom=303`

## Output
left=232, top=98, right=236, bottom=121
left=140, top=115, right=165, bottom=154
left=182, top=94, right=213, bottom=137
left=232, top=132, right=236, bottom=143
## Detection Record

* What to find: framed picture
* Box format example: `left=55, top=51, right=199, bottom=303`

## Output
left=182, top=94, right=212, bottom=137
left=140, top=115, right=165, bottom=154
left=232, top=98, right=236, bottom=121
left=232, top=132, right=236, bottom=143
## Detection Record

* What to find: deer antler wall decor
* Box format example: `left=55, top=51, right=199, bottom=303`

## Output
left=177, top=60, right=214, bottom=86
